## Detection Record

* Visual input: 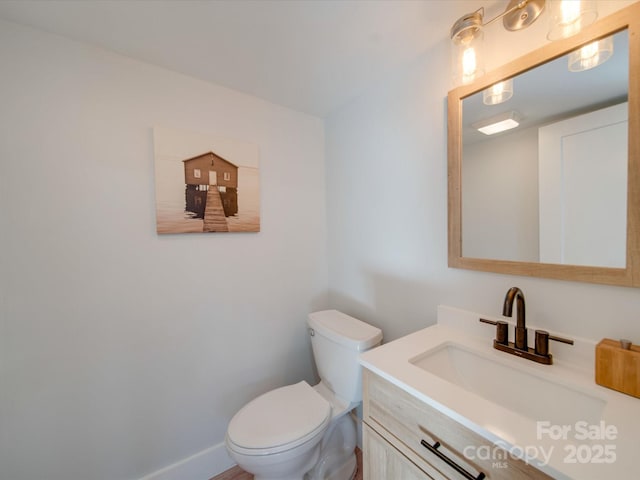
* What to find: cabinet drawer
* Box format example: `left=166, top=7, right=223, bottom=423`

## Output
left=364, top=423, right=435, bottom=480
left=363, top=369, right=552, bottom=480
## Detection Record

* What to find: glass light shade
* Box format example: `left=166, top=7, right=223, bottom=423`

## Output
left=568, top=35, right=614, bottom=71
left=483, top=79, right=514, bottom=105
left=452, top=28, right=485, bottom=86
left=547, top=0, right=598, bottom=40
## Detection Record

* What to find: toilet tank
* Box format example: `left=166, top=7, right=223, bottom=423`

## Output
left=308, top=310, right=382, bottom=405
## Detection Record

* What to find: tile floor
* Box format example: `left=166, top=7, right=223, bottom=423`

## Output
left=210, top=447, right=363, bottom=480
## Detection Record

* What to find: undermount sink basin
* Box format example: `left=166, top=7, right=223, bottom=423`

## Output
left=410, top=342, right=606, bottom=426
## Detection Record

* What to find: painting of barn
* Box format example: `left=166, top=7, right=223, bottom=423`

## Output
left=153, top=127, right=260, bottom=234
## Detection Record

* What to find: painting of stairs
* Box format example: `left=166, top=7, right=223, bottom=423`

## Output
left=203, top=189, right=229, bottom=232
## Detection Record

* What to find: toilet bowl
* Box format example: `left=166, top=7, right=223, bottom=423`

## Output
left=225, top=310, right=382, bottom=480
left=226, top=381, right=331, bottom=480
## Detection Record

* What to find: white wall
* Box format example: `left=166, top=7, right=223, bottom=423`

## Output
left=325, top=1, right=640, bottom=344
left=0, top=20, right=327, bottom=480
left=463, top=126, right=539, bottom=262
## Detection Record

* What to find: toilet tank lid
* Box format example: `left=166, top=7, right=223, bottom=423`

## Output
left=308, top=310, right=382, bottom=351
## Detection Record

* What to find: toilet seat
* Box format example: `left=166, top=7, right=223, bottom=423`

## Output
left=227, top=381, right=331, bottom=456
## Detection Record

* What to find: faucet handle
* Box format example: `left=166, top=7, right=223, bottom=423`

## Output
left=479, top=318, right=509, bottom=345
left=535, top=330, right=574, bottom=356
left=549, top=334, right=574, bottom=345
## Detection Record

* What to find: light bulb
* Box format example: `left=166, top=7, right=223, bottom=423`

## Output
left=455, top=32, right=484, bottom=85
left=547, top=0, right=598, bottom=40
left=561, top=0, right=581, bottom=24
left=462, top=47, right=477, bottom=78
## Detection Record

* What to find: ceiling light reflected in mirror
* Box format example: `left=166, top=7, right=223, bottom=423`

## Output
left=472, top=111, right=521, bottom=135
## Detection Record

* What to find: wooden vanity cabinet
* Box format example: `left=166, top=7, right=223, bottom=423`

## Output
left=362, top=369, right=553, bottom=480
left=364, top=423, right=434, bottom=480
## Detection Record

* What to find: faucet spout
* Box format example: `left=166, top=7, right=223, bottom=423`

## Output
left=503, top=287, right=527, bottom=350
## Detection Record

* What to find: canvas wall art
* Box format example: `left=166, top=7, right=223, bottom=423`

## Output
left=153, top=127, right=260, bottom=234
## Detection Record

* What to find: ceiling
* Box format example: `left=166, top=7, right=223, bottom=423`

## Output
left=463, top=29, right=629, bottom=145
left=0, top=0, right=497, bottom=117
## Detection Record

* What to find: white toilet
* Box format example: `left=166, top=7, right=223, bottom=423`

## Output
left=225, top=310, right=382, bottom=480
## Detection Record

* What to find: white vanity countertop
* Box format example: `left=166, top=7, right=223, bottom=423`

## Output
left=359, top=305, right=640, bottom=480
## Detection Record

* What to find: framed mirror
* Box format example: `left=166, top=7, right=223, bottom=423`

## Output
left=448, top=2, right=640, bottom=287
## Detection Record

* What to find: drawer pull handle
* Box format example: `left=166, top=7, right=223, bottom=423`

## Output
left=420, top=440, right=486, bottom=480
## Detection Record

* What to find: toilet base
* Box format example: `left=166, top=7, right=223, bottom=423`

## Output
left=250, top=447, right=320, bottom=480
left=311, top=453, right=356, bottom=480
left=306, top=413, right=357, bottom=480
left=305, top=450, right=356, bottom=480
left=247, top=451, right=356, bottom=480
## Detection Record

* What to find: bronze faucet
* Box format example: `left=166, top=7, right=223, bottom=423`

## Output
left=480, top=287, right=574, bottom=365
left=503, top=286, right=527, bottom=351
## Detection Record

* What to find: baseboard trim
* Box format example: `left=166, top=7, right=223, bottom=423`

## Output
left=139, top=441, right=236, bottom=480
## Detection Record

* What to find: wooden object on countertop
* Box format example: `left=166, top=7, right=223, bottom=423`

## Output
left=595, top=338, right=640, bottom=398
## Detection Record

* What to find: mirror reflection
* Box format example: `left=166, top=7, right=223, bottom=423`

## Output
left=461, top=29, right=629, bottom=268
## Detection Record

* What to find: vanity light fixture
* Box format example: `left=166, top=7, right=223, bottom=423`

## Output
left=472, top=111, right=521, bottom=135
left=452, top=1, right=604, bottom=86
left=451, top=0, right=546, bottom=86
left=547, top=0, right=598, bottom=40
left=450, top=9, right=485, bottom=86
left=483, top=78, right=514, bottom=105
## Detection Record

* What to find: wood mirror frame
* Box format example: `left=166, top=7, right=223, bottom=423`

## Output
left=448, top=2, right=640, bottom=287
